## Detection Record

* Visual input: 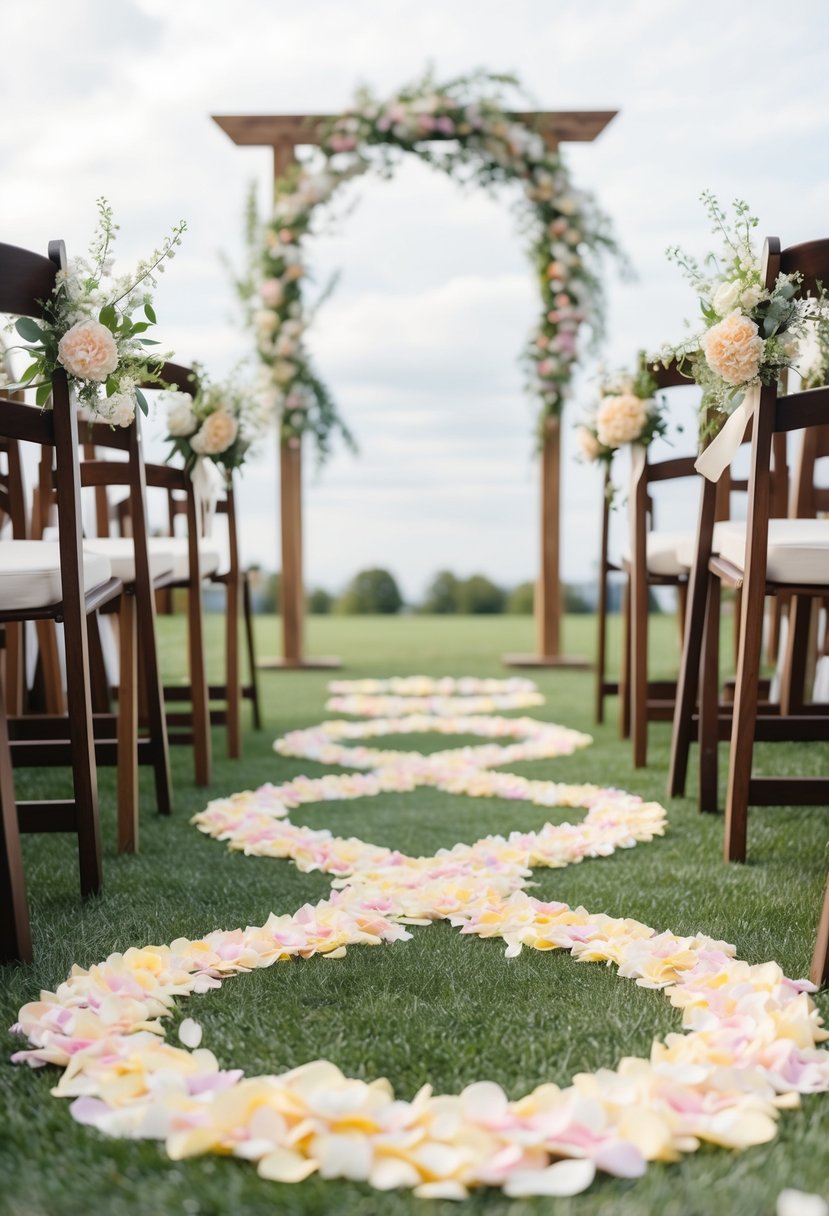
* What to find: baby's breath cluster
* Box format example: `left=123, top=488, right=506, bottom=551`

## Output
left=12, top=198, right=186, bottom=426
left=241, top=69, right=618, bottom=461
left=664, top=193, right=829, bottom=429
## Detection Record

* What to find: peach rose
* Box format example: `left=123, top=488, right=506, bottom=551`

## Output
left=191, top=410, right=238, bottom=456
left=701, top=310, right=764, bottom=386
left=576, top=426, right=601, bottom=462
left=596, top=392, right=649, bottom=448
left=57, top=319, right=118, bottom=382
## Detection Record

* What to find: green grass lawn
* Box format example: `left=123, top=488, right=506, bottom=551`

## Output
left=1, top=613, right=827, bottom=1216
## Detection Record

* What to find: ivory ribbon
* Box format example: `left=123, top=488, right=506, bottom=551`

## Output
left=694, top=384, right=760, bottom=483
left=190, top=455, right=222, bottom=538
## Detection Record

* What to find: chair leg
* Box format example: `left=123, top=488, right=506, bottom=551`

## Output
left=595, top=567, right=609, bottom=726
left=0, top=673, right=31, bottom=963
left=62, top=618, right=102, bottom=897
left=243, top=573, right=261, bottom=731
left=134, top=584, right=172, bottom=817
left=187, top=584, right=211, bottom=787
left=35, top=619, right=64, bottom=714
left=779, top=594, right=811, bottom=715
left=4, top=622, right=24, bottom=716
left=86, top=612, right=113, bottom=714
left=619, top=576, right=631, bottom=740
left=225, top=573, right=242, bottom=760
left=631, top=566, right=649, bottom=769
left=116, top=594, right=139, bottom=853
left=723, top=580, right=767, bottom=865
left=811, top=868, right=829, bottom=988
left=699, top=576, right=721, bottom=814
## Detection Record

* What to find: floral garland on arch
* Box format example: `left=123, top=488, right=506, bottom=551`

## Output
left=242, top=70, right=618, bottom=460
left=9, top=197, right=186, bottom=427
left=11, top=676, right=829, bottom=1201
left=576, top=359, right=666, bottom=469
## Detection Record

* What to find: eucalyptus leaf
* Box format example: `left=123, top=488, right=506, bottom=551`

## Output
left=15, top=317, right=45, bottom=342
left=135, top=387, right=149, bottom=416
left=99, top=304, right=118, bottom=331
left=144, top=301, right=157, bottom=324
left=35, top=382, right=51, bottom=406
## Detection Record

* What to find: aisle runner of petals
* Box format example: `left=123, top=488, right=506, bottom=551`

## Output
left=11, top=678, right=829, bottom=1201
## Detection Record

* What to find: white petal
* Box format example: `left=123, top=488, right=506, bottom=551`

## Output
left=503, top=1158, right=596, bottom=1197
left=178, top=1018, right=203, bottom=1049
left=777, top=1191, right=828, bottom=1216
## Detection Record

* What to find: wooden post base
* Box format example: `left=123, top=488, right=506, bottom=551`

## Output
left=257, top=656, right=342, bottom=671
left=503, top=653, right=590, bottom=670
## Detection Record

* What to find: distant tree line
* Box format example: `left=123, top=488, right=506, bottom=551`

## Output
left=242, top=566, right=627, bottom=616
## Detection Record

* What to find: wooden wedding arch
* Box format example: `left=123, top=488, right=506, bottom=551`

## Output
left=213, top=108, right=616, bottom=669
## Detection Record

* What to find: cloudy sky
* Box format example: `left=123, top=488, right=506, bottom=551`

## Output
left=3, top=0, right=829, bottom=599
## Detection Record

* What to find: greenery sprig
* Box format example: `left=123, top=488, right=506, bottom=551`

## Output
left=11, top=198, right=186, bottom=426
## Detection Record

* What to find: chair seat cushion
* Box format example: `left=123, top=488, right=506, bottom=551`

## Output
left=621, top=532, right=691, bottom=577
left=83, top=538, right=176, bottom=586
left=147, top=537, right=223, bottom=581
left=717, top=518, right=829, bottom=585
left=0, top=541, right=112, bottom=611
left=676, top=521, right=735, bottom=570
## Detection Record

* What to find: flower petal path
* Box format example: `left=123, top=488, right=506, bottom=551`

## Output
left=10, top=677, right=829, bottom=1201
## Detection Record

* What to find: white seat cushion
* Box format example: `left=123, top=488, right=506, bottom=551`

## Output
left=83, top=538, right=176, bottom=586
left=621, top=531, right=691, bottom=577
left=0, top=540, right=112, bottom=611
left=717, top=518, right=829, bottom=585
left=147, top=536, right=223, bottom=581
left=676, top=521, right=736, bottom=570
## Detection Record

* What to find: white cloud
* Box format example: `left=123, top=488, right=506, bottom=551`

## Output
left=2, top=0, right=829, bottom=597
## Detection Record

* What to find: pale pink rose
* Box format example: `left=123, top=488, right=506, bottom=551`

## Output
left=596, top=392, right=649, bottom=448
left=701, top=310, right=764, bottom=386
left=259, top=279, right=284, bottom=308
left=191, top=410, right=238, bottom=456
left=57, top=319, right=118, bottom=382
left=328, top=134, right=357, bottom=152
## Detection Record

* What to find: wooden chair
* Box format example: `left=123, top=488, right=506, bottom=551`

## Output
left=698, top=237, right=829, bottom=861
left=78, top=416, right=176, bottom=840
left=0, top=239, right=122, bottom=962
left=134, top=363, right=217, bottom=786
left=813, top=865, right=829, bottom=986
left=595, top=462, right=622, bottom=725
left=159, top=471, right=262, bottom=755
left=781, top=422, right=829, bottom=708
left=624, top=361, right=701, bottom=767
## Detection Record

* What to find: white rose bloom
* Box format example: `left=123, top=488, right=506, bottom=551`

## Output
left=274, top=335, right=297, bottom=358
left=106, top=386, right=137, bottom=428
left=740, top=284, right=763, bottom=310
left=167, top=393, right=199, bottom=437
left=712, top=280, right=742, bottom=316
left=254, top=309, right=278, bottom=335
left=273, top=360, right=297, bottom=386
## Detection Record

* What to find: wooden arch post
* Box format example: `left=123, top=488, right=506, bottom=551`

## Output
left=213, top=109, right=616, bottom=670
